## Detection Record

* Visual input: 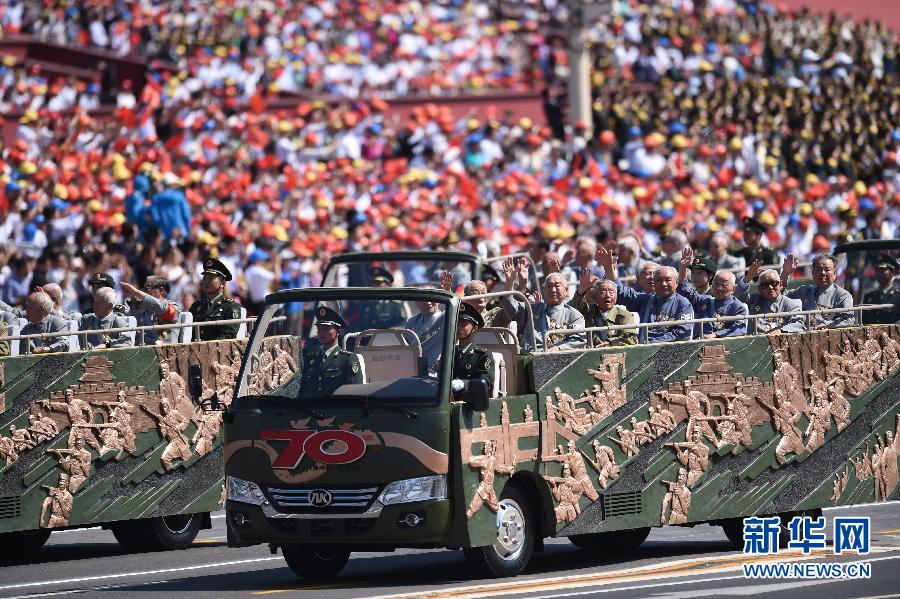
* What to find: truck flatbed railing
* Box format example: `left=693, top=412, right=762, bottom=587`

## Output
left=546, top=303, right=896, bottom=349
left=0, top=315, right=286, bottom=355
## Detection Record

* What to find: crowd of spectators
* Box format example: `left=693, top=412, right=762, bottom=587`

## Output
left=0, top=0, right=895, bottom=326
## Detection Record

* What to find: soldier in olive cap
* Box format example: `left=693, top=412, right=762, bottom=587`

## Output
left=731, top=217, right=779, bottom=269
left=355, top=266, right=405, bottom=331
left=189, top=258, right=242, bottom=341
left=679, top=254, right=717, bottom=295
left=299, top=307, right=363, bottom=399
left=88, top=272, right=127, bottom=314
left=451, top=302, right=494, bottom=396
left=862, top=254, right=900, bottom=324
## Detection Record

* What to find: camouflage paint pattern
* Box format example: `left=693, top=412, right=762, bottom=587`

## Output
left=456, top=326, right=900, bottom=543
left=0, top=338, right=296, bottom=534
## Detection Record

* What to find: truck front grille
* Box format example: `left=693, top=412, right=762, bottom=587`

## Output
left=262, top=485, right=380, bottom=513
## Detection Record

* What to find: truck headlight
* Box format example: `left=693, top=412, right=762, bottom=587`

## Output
left=378, top=475, right=447, bottom=505
left=227, top=476, right=267, bottom=506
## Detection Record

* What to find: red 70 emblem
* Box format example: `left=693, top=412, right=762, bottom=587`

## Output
left=261, top=429, right=367, bottom=469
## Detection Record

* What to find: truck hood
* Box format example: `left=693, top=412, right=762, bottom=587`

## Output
left=223, top=398, right=449, bottom=486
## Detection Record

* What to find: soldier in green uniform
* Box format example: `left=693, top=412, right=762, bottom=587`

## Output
left=450, top=302, right=494, bottom=396
left=88, top=272, right=128, bottom=314
left=862, top=254, right=900, bottom=325
left=299, top=307, right=363, bottom=399
left=355, top=267, right=405, bottom=331
left=189, top=258, right=242, bottom=341
left=731, top=217, right=779, bottom=269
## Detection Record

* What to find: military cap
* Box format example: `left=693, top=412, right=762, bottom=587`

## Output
left=458, top=301, right=485, bottom=328
left=691, top=256, right=717, bottom=276
left=202, top=257, right=233, bottom=281
left=480, top=264, right=501, bottom=283
left=874, top=253, right=899, bottom=271
left=742, top=216, right=768, bottom=233
left=315, top=306, right=348, bottom=329
left=370, top=266, right=394, bottom=285
left=88, top=272, right=115, bottom=289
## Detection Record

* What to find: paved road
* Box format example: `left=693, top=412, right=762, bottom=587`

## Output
left=1, top=503, right=898, bottom=598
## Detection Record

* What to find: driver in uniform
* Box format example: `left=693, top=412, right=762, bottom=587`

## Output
left=299, top=307, right=363, bottom=399
left=451, top=302, right=494, bottom=396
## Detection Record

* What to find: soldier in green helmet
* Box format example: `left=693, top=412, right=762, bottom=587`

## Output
left=189, top=258, right=242, bottom=341
left=299, top=307, right=363, bottom=399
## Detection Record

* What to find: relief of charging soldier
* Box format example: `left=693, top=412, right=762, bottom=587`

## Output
left=466, top=440, right=515, bottom=519
left=590, top=439, right=620, bottom=489
left=87, top=391, right=137, bottom=455
left=544, top=441, right=599, bottom=502
left=192, top=409, right=224, bottom=458
left=667, top=428, right=710, bottom=487
left=143, top=396, right=192, bottom=470
left=47, top=434, right=92, bottom=492
left=40, top=473, right=73, bottom=528
left=39, top=389, right=102, bottom=453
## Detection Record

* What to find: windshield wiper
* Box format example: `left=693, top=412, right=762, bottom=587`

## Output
left=342, top=396, right=418, bottom=419
left=240, top=395, right=324, bottom=419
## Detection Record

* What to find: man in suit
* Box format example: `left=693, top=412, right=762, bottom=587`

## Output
left=299, top=307, right=363, bottom=399
left=783, top=253, right=854, bottom=329
left=736, top=263, right=806, bottom=334
left=451, top=302, right=494, bottom=396
left=80, top=287, right=132, bottom=350
left=189, top=258, right=242, bottom=341
left=20, top=291, right=69, bottom=354
left=500, top=258, right=585, bottom=351
left=596, top=247, right=694, bottom=343
left=677, top=249, right=748, bottom=338
left=570, top=272, right=637, bottom=347
left=861, top=254, right=900, bottom=325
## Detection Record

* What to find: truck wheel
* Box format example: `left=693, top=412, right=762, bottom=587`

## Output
left=282, top=544, right=351, bottom=580
left=0, top=530, right=51, bottom=560
left=722, top=512, right=794, bottom=550
left=463, top=483, right=535, bottom=578
left=111, top=514, right=203, bottom=551
left=569, top=527, right=651, bottom=552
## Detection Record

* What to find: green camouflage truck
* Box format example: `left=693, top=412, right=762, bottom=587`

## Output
left=221, top=244, right=900, bottom=579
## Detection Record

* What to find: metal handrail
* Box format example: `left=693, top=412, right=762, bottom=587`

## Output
left=0, top=315, right=286, bottom=356
left=544, top=303, right=895, bottom=349
left=461, top=291, right=537, bottom=348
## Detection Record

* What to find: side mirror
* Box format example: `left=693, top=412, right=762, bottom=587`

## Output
left=462, top=379, right=490, bottom=412
left=188, top=364, right=203, bottom=401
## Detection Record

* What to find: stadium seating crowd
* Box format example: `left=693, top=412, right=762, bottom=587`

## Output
left=0, top=0, right=896, bottom=313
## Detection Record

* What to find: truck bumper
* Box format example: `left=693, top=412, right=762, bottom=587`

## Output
left=226, top=498, right=451, bottom=546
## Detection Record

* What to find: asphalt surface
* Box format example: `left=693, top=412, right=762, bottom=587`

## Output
left=0, top=503, right=897, bottom=598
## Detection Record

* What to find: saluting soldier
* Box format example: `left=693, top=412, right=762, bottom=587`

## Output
left=356, top=267, right=405, bottom=331
left=783, top=253, right=854, bottom=329
left=451, top=302, right=494, bottom=396
left=189, top=258, right=242, bottom=341
left=87, top=272, right=127, bottom=314
left=731, top=217, right=779, bottom=269
left=299, top=307, right=363, bottom=399
left=121, top=277, right=182, bottom=345
left=862, top=254, right=900, bottom=325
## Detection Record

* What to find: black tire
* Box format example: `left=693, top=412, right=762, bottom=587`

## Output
left=463, top=483, right=536, bottom=578
left=0, top=529, right=51, bottom=561
left=722, top=513, right=795, bottom=550
left=569, top=527, right=651, bottom=551
left=282, top=544, right=351, bottom=580
left=111, top=514, right=203, bottom=552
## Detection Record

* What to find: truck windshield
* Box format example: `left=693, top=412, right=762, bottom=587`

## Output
left=322, top=258, right=474, bottom=290
left=237, top=294, right=452, bottom=405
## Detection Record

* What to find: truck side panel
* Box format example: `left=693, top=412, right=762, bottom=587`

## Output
left=455, top=326, right=900, bottom=542
left=0, top=339, right=295, bottom=534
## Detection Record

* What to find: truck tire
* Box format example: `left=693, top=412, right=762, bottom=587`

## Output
left=282, top=544, right=351, bottom=580
left=568, top=527, right=651, bottom=552
left=722, top=512, right=797, bottom=550
left=463, top=483, right=536, bottom=578
left=0, top=529, right=51, bottom=560
left=111, top=514, right=203, bottom=551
